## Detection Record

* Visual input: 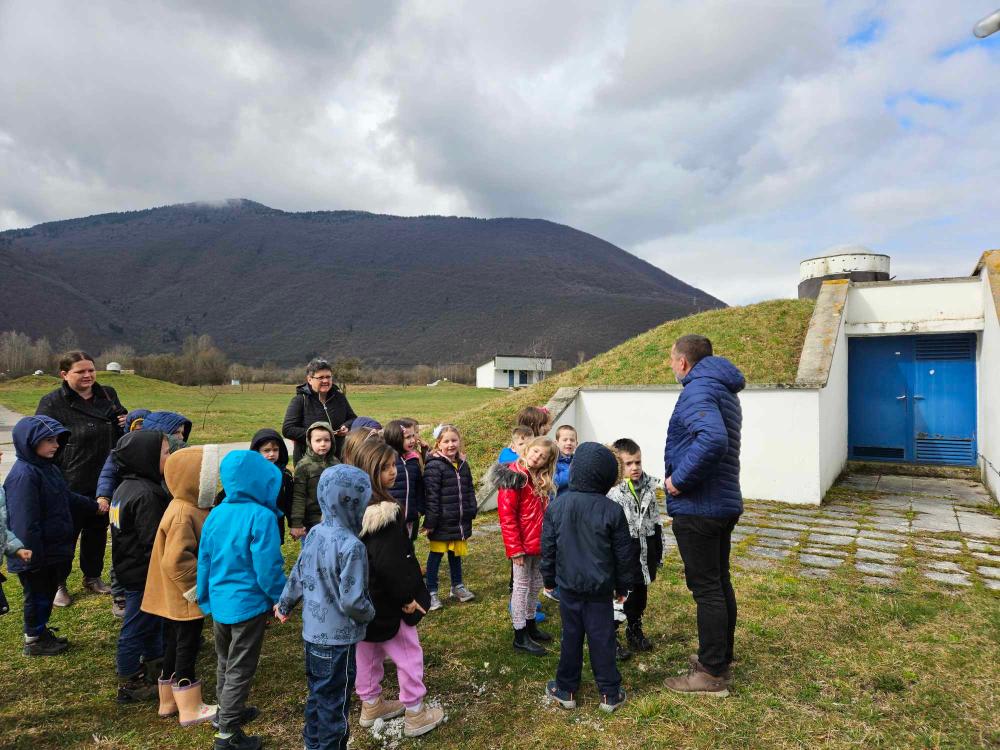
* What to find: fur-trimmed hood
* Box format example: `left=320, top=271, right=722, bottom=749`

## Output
left=487, top=461, right=528, bottom=490
left=361, top=499, right=400, bottom=537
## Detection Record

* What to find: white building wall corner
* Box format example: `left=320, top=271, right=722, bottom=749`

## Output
left=976, top=255, right=1000, bottom=501
left=816, top=295, right=849, bottom=499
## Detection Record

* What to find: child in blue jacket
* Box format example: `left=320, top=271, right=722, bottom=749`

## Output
left=1, top=448, right=33, bottom=617
left=198, top=450, right=286, bottom=750
left=3, top=416, right=108, bottom=655
left=275, top=464, right=376, bottom=750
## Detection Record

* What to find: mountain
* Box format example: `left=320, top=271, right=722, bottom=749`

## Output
left=0, top=199, right=724, bottom=367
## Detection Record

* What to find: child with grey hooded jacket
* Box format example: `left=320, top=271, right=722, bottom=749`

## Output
left=275, top=464, right=376, bottom=750
left=1, top=449, right=34, bottom=616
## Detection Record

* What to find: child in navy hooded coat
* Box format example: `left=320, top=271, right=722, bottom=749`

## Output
left=3, top=416, right=107, bottom=655
left=276, top=464, right=376, bottom=750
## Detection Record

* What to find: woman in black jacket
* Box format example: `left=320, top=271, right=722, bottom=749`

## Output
left=35, top=351, right=127, bottom=604
left=281, top=358, right=357, bottom=464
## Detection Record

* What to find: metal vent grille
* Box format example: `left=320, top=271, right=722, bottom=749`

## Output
left=915, top=438, right=975, bottom=464
left=915, top=335, right=974, bottom=361
left=852, top=446, right=905, bottom=459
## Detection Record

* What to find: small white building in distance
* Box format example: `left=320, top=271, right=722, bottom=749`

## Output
left=476, top=354, right=552, bottom=389
left=106, top=362, right=122, bottom=373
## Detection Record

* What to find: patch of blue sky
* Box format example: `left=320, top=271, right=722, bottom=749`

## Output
left=883, top=91, right=960, bottom=130
left=937, top=29, right=1000, bottom=59
left=844, top=18, right=884, bottom=47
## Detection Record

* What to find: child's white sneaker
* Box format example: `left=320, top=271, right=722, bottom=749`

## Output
left=450, top=584, right=475, bottom=602
left=428, top=592, right=442, bottom=611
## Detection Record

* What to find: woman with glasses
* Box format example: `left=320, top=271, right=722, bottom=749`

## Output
left=282, top=358, right=358, bottom=464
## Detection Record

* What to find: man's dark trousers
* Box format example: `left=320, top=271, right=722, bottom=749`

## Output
left=556, top=590, right=621, bottom=696
left=671, top=513, right=740, bottom=677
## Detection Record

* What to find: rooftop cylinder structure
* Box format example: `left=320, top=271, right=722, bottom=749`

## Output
left=798, top=246, right=890, bottom=299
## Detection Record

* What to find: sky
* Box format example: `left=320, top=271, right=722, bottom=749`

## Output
left=1, top=0, right=997, bottom=304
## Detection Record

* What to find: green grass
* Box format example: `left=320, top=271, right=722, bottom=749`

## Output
left=0, top=513, right=996, bottom=749
left=454, top=298, right=815, bottom=481
left=0, top=375, right=501, bottom=444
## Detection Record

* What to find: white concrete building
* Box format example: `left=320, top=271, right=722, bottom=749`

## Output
left=476, top=355, right=552, bottom=389
left=479, top=251, right=1000, bottom=509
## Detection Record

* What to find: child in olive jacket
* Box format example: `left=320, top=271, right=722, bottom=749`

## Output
left=289, top=422, right=339, bottom=538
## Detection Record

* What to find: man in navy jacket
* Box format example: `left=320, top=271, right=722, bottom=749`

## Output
left=663, top=334, right=744, bottom=696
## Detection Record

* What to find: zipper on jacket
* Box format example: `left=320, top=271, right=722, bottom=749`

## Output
left=456, top=461, right=465, bottom=540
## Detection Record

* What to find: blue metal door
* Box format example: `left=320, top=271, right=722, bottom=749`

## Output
left=848, top=333, right=977, bottom=465
left=508, top=370, right=514, bottom=387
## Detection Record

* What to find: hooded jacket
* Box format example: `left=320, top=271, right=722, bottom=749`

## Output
left=496, top=462, right=548, bottom=558
left=607, top=473, right=663, bottom=585
left=282, top=383, right=357, bottom=463
left=96, top=410, right=190, bottom=500
left=663, top=356, right=745, bottom=518
left=0, top=486, right=26, bottom=556
left=214, top=429, right=293, bottom=530
left=35, top=380, right=126, bottom=496
left=3, top=416, right=99, bottom=573
left=197, top=450, right=286, bottom=625
left=554, top=453, right=573, bottom=497
left=142, top=445, right=221, bottom=621
left=277, top=465, right=376, bottom=645
left=540, top=442, right=634, bottom=601
left=422, top=453, right=477, bottom=541
left=290, top=422, right=340, bottom=529
left=387, top=452, right=424, bottom=525
left=109, top=430, right=171, bottom=590
left=359, top=499, right=429, bottom=642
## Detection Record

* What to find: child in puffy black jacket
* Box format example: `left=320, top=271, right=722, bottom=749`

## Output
left=421, top=425, right=477, bottom=611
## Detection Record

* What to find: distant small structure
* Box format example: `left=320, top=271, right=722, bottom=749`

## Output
left=34, top=370, right=44, bottom=376
left=106, top=362, right=123, bottom=373
left=798, top=245, right=890, bottom=299
left=477, top=355, right=552, bottom=389
left=230, top=378, right=241, bottom=386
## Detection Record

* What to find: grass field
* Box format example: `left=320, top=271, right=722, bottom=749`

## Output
left=0, top=507, right=996, bottom=749
left=0, top=375, right=503, bottom=444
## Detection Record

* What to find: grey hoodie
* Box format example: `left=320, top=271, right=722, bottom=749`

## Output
left=277, top=464, right=375, bottom=645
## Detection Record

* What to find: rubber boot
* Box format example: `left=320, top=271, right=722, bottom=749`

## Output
left=172, top=679, right=218, bottom=727
left=158, top=677, right=178, bottom=718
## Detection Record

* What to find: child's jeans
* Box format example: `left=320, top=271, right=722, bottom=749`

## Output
left=355, top=623, right=426, bottom=708
left=116, top=588, right=164, bottom=676
left=425, top=551, right=462, bottom=593
left=304, top=641, right=355, bottom=750
left=17, top=564, right=60, bottom=636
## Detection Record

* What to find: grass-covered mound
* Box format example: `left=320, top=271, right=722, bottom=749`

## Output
left=456, top=298, right=815, bottom=480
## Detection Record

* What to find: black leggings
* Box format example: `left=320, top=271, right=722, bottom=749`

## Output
left=161, top=618, right=204, bottom=682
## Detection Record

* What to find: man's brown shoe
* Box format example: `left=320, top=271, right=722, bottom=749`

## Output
left=359, top=695, right=405, bottom=727
left=688, top=653, right=733, bottom=682
left=665, top=661, right=730, bottom=697
left=84, top=577, right=112, bottom=595
left=53, top=584, right=72, bottom=607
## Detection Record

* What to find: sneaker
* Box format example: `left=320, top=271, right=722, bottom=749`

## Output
left=450, top=584, right=475, bottom=603
left=688, top=654, right=733, bottom=682
left=112, top=597, right=126, bottom=618
left=599, top=688, right=627, bottom=713
left=23, top=637, right=68, bottom=657
left=544, top=679, right=576, bottom=710
left=403, top=703, right=445, bottom=737
left=665, top=662, right=730, bottom=697
left=615, top=639, right=632, bottom=662
left=542, top=587, right=560, bottom=602
left=359, top=695, right=405, bottom=727
left=428, top=592, right=442, bottom=611
left=212, top=706, right=260, bottom=730
left=213, top=727, right=262, bottom=750
left=53, top=584, right=72, bottom=607
left=626, top=621, right=652, bottom=652
left=42, top=627, right=69, bottom=645
left=84, top=577, right=112, bottom=595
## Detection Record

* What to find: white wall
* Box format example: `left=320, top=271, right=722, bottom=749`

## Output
left=846, top=278, right=983, bottom=335
left=563, top=386, right=824, bottom=504
left=817, top=295, right=850, bottom=495
left=978, top=270, right=1000, bottom=499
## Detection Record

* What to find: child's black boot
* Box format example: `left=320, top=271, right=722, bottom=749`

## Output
left=626, top=620, right=652, bottom=652
left=513, top=627, right=546, bottom=656
left=526, top=618, right=552, bottom=643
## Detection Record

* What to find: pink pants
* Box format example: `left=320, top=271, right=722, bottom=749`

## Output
left=354, top=622, right=427, bottom=707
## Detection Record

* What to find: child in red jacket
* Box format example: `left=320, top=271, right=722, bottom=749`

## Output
left=496, top=437, right=558, bottom=656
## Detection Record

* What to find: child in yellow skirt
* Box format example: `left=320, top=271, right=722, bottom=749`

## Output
left=421, top=424, right=477, bottom=610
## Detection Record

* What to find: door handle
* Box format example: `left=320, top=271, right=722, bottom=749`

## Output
left=913, top=395, right=925, bottom=400
left=896, top=394, right=907, bottom=400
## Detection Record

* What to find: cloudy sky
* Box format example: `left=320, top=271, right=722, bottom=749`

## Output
left=1, top=1, right=997, bottom=303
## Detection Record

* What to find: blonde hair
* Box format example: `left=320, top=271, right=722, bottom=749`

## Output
left=516, top=437, right=558, bottom=496
left=342, top=427, right=383, bottom=466
left=433, top=424, right=462, bottom=454
left=352, top=439, right=398, bottom=505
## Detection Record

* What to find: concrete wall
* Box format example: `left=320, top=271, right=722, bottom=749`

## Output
left=557, top=386, right=825, bottom=504
left=817, top=298, right=849, bottom=493
left=977, top=259, right=1000, bottom=499
left=846, top=278, right=984, bottom=335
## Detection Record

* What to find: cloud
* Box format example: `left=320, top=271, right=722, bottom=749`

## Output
left=1, top=0, right=997, bottom=306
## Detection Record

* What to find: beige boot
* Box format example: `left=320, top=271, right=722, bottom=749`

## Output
left=664, top=661, right=730, bottom=697
left=359, top=694, right=405, bottom=727
left=158, top=677, right=178, bottom=718
left=404, top=703, right=445, bottom=737
left=171, top=679, right=218, bottom=727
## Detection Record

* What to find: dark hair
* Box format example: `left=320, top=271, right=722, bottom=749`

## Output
left=511, top=425, right=534, bottom=440
left=554, top=425, right=577, bottom=439
left=612, top=438, right=641, bottom=456
left=305, top=358, right=332, bottom=377
left=515, top=405, right=549, bottom=436
left=673, top=335, right=713, bottom=367
left=59, top=351, right=95, bottom=373
left=383, top=420, right=408, bottom=454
